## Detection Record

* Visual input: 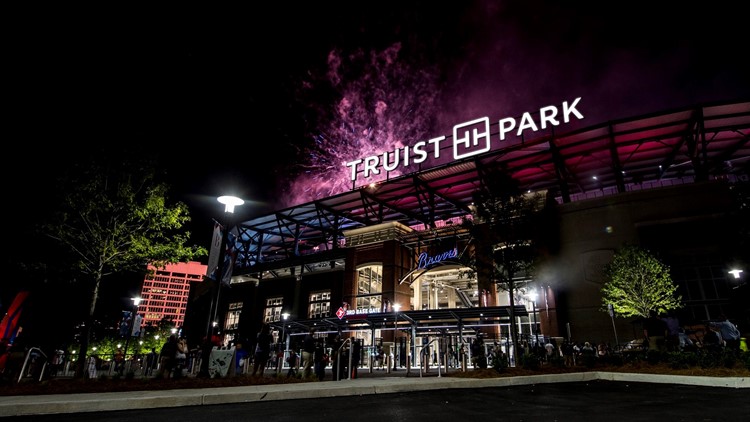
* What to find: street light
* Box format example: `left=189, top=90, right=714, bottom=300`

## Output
left=528, top=290, right=539, bottom=347
left=122, top=297, right=141, bottom=368
left=278, top=312, right=290, bottom=375
left=392, top=303, right=401, bottom=371
left=200, top=195, right=243, bottom=378
left=206, top=195, right=244, bottom=341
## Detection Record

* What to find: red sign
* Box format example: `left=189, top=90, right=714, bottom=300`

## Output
left=336, top=307, right=346, bottom=319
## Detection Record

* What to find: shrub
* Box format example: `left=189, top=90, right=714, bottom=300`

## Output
left=491, top=353, right=509, bottom=373
left=519, top=353, right=540, bottom=370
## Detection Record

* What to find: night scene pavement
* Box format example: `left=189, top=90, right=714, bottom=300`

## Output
left=1, top=370, right=748, bottom=419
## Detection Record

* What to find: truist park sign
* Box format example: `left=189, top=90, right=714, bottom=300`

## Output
left=345, top=97, right=584, bottom=183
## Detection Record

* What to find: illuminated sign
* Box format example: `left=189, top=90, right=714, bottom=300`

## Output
left=345, top=307, right=382, bottom=316
left=345, top=97, right=584, bottom=182
left=417, top=248, right=459, bottom=269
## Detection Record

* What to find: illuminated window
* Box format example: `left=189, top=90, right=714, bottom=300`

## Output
left=308, top=291, right=331, bottom=319
left=224, top=302, right=242, bottom=330
left=264, top=297, right=284, bottom=323
left=355, top=264, right=382, bottom=311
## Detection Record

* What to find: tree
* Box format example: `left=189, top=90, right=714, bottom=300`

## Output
left=43, top=149, right=207, bottom=378
left=464, top=167, right=558, bottom=364
left=601, top=244, right=682, bottom=319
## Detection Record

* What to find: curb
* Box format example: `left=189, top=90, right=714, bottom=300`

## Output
left=0, top=371, right=747, bottom=417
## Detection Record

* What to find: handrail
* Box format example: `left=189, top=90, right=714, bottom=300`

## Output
left=418, top=339, right=442, bottom=378
left=18, top=347, right=48, bottom=383
left=334, top=337, right=354, bottom=381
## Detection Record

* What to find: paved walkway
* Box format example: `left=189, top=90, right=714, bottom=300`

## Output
left=1, top=371, right=748, bottom=417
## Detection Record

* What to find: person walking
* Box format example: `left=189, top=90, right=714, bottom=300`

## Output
left=286, top=348, right=299, bottom=377
left=144, top=347, right=158, bottom=376
left=313, top=338, right=326, bottom=381
left=251, top=323, right=273, bottom=376
left=301, top=328, right=316, bottom=379
left=157, top=334, right=178, bottom=379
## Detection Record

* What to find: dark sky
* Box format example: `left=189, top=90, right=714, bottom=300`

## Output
left=5, top=1, right=750, bottom=329
left=9, top=2, right=750, bottom=237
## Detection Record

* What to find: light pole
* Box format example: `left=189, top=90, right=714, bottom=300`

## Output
left=392, top=303, right=401, bottom=371
left=206, top=195, right=244, bottom=341
left=199, top=195, right=243, bottom=378
left=122, top=297, right=141, bottom=367
left=278, top=312, right=290, bottom=375
left=528, top=290, right=539, bottom=347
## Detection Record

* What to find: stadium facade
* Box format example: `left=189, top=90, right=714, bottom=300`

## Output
left=185, top=99, right=749, bottom=365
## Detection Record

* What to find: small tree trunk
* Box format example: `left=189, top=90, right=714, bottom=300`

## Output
left=75, top=274, right=102, bottom=379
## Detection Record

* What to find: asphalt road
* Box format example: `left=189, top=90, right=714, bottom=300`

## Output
left=4, top=380, right=748, bottom=422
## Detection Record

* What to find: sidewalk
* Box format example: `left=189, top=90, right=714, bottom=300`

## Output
left=1, top=370, right=748, bottom=417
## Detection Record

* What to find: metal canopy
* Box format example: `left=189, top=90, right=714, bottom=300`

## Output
left=269, top=305, right=529, bottom=336
left=234, top=100, right=750, bottom=272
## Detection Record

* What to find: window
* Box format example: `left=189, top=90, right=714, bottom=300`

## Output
left=224, top=302, right=242, bottom=330
left=264, top=297, right=284, bottom=323
left=308, top=291, right=331, bottom=319
left=355, top=264, right=383, bottom=311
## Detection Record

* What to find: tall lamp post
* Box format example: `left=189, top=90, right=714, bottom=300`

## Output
left=122, top=297, right=141, bottom=367
left=278, top=312, right=290, bottom=375
left=392, top=303, right=401, bottom=371
left=199, top=195, right=243, bottom=378
left=206, top=195, right=244, bottom=341
left=528, top=290, right=539, bottom=347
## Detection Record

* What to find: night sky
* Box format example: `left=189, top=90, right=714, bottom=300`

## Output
left=4, top=1, right=749, bottom=348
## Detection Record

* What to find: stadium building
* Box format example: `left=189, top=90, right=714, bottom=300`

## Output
left=186, top=99, right=749, bottom=368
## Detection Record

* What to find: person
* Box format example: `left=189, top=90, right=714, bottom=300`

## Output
left=701, top=323, right=723, bottom=352
left=50, top=349, right=64, bottom=377
left=331, top=334, right=346, bottom=381
left=710, top=315, right=741, bottom=353
left=174, top=336, right=189, bottom=378
left=301, top=328, right=316, bottom=378
left=86, top=353, right=98, bottom=379
left=251, top=323, right=273, bottom=376
left=661, top=311, right=681, bottom=352
left=643, top=310, right=667, bottom=352
left=678, top=328, right=696, bottom=352
left=544, top=339, right=556, bottom=363
left=375, top=345, right=384, bottom=370
left=157, top=334, right=178, bottom=379
left=422, top=336, right=430, bottom=372
left=561, top=339, right=575, bottom=367
left=286, top=348, right=298, bottom=377
left=233, top=339, right=248, bottom=375
left=579, top=341, right=596, bottom=366
left=113, top=348, right=125, bottom=376
left=470, top=334, right=486, bottom=369
left=313, top=338, right=327, bottom=381
left=350, top=338, right=362, bottom=379
left=144, top=347, right=158, bottom=376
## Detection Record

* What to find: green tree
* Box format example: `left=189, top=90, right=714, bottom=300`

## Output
left=43, top=149, right=206, bottom=378
left=601, top=244, right=682, bottom=318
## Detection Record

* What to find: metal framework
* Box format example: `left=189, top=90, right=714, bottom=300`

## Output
left=268, top=305, right=529, bottom=337
left=233, top=100, right=750, bottom=275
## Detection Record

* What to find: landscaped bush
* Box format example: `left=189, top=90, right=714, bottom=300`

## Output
left=519, top=352, right=540, bottom=370
left=491, top=353, right=509, bottom=373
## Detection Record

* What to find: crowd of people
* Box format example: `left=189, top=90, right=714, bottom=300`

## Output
left=3, top=311, right=744, bottom=384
